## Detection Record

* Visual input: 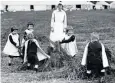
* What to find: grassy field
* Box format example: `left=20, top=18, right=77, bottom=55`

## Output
left=1, top=10, right=115, bottom=83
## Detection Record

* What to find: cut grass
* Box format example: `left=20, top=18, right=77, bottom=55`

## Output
left=1, top=10, right=115, bottom=83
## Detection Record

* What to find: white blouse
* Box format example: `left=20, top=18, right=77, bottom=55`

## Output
left=51, top=9, right=67, bottom=28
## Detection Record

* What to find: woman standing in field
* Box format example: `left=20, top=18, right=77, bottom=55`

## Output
left=3, top=27, right=20, bottom=66
left=50, top=2, right=67, bottom=48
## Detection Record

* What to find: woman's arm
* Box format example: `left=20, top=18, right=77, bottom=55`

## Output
left=81, top=43, right=89, bottom=66
left=60, top=35, right=75, bottom=44
left=63, top=12, right=67, bottom=29
left=51, top=11, right=55, bottom=28
left=101, top=43, right=109, bottom=68
left=9, top=35, right=17, bottom=47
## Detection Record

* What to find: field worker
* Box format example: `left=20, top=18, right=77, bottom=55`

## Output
left=50, top=1, right=67, bottom=48
left=81, top=32, right=109, bottom=81
left=3, top=27, right=20, bottom=66
left=60, top=26, right=78, bottom=57
left=21, top=22, right=34, bottom=59
left=24, top=33, right=50, bottom=72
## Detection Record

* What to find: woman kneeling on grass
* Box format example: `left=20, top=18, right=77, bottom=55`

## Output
left=60, top=26, right=78, bottom=57
left=3, top=27, right=20, bottom=66
left=81, top=32, right=110, bottom=82
left=23, top=33, right=50, bottom=72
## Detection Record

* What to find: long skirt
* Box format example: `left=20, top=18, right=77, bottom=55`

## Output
left=61, top=40, right=78, bottom=57
left=27, top=52, right=39, bottom=65
left=50, top=23, right=65, bottom=42
left=3, top=39, right=19, bottom=56
left=87, top=54, right=103, bottom=71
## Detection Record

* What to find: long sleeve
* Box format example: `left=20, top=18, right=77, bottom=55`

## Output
left=9, top=35, right=17, bottom=46
left=23, top=40, right=28, bottom=63
left=81, top=43, right=89, bottom=66
left=18, top=35, right=21, bottom=46
left=101, top=43, right=109, bottom=68
left=51, top=11, right=55, bottom=28
left=23, top=32, right=27, bottom=39
left=21, top=38, right=26, bottom=47
left=63, top=12, right=67, bottom=28
left=60, top=35, right=75, bottom=43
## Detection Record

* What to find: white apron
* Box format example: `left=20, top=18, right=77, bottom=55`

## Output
left=50, top=22, right=65, bottom=42
left=3, top=33, right=20, bottom=56
left=61, top=35, right=78, bottom=57
left=24, top=39, right=50, bottom=63
left=25, top=29, right=34, bottom=35
left=50, top=10, right=67, bottom=42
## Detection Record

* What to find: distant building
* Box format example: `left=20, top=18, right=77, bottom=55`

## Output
left=54, top=1, right=94, bottom=11
left=110, top=1, right=115, bottom=9
left=95, top=1, right=109, bottom=9
left=1, top=1, right=111, bottom=12
left=75, top=1, right=94, bottom=10
left=1, top=1, right=47, bottom=12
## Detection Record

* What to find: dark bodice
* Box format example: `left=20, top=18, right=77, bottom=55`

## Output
left=88, top=41, right=102, bottom=55
left=27, top=40, right=37, bottom=54
left=87, top=41, right=102, bottom=64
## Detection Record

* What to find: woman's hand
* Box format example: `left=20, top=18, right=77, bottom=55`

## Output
left=51, top=27, right=54, bottom=32
left=63, top=28, right=66, bottom=32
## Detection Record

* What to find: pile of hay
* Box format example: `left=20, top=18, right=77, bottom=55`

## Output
left=18, top=35, right=115, bottom=80
left=18, top=37, right=86, bottom=80
left=36, top=41, right=86, bottom=80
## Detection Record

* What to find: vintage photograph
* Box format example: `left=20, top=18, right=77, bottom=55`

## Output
left=1, top=0, right=115, bottom=83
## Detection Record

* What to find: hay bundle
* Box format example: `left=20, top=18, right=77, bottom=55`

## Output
left=37, top=52, right=87, bottom=80
left=18, top=36, right=86, bottom=79
left=38, top=47, right=67, bottom=71
left=37, top=42, right=86, bottom=79
left=55, top=55, right=87, bottom=80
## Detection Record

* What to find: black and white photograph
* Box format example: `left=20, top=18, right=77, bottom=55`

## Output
left=1, top=0, right=115, bottom=83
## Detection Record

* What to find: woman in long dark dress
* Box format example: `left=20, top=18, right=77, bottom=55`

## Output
left=24, top=33, right=50, bottom=71
left=81, top=32, right=109, bottom=81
